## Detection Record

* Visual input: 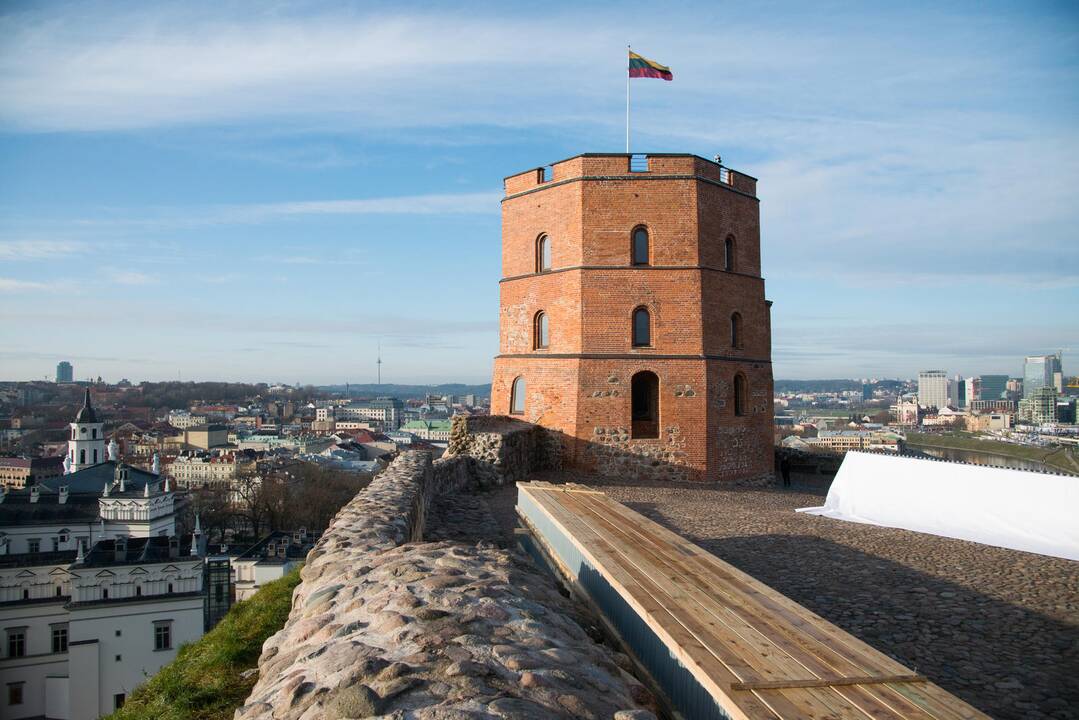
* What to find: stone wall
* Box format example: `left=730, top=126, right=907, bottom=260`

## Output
left=237, top=450, right=653, bottom=720
left=443, top=415, right=560, bottom=487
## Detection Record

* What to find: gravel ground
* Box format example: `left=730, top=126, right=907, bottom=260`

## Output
left=479, top=471, right=1079, bottom=720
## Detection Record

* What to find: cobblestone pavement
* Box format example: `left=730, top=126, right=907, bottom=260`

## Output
left=501, top=471, right=1079, bottom=720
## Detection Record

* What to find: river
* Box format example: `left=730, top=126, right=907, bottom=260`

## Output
left=910, top=444, right=1073, bottom=475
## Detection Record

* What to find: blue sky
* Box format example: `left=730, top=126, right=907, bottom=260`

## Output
left=1, top=1, right=1077, bottom=384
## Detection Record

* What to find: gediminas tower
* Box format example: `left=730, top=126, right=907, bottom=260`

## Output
left=491, top=153, right=774, bottom=483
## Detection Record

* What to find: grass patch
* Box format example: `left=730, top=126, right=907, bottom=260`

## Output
left=906, top=431, right=1079, bottom=474
left=107, top=568, right=301, bottom=720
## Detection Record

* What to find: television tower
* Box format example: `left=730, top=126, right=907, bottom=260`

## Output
left=377, top=341, right=382, bottom=386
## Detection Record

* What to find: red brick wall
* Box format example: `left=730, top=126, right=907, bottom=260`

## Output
left=496, top=154, right=773, bottom=483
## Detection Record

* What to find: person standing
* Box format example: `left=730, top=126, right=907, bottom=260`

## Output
left=780, top=457, right=792, bottom=488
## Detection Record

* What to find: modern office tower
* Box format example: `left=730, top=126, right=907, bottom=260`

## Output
left=963, top=377, right=980, bottom=408
left=1051, top=352, right=1064, bottom=393
left=917, top=370, right=949, bottom=410
left=979, top=375, right=1008, bottom=401
left=56, top=360, right=73, bottom=383
left=1024, top=355, right=1058, bottom=398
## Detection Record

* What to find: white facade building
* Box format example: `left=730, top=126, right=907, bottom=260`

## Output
left=917, top=370, right=949, bottom=411
left=0, top=404, right=211, bottom=720
left=231, top=530, right=313, bottom=602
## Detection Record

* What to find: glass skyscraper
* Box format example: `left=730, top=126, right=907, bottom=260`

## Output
left=1024, top=354, right=1062, bottom=398
left=979, top=375, right=1008, bottom=401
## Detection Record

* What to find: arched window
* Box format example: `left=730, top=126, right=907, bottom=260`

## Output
left=537, top=234, right=551, bottom=272
left=631, top=226, right=649, bottom=266
left=730, top=312, right=742, bottom=348
left=79, top=449, right=86, bottom=465
left=724, top=236, right=736, bottom=271
left=93, top=449, right=98, bottom=464
left=734, top=374, right=748, bottom=416
left=92, top=428, right=98, bottom=439
left=534, top=311, right=549, bottom=349
left=631, top=371, right=660, bottom=439
left=632, top=307, right=651, bottom=347
left=510, top=377, right=526, bottom=415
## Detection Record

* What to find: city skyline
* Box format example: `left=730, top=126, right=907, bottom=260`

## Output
left=2, top=1, right=1077, bottom=383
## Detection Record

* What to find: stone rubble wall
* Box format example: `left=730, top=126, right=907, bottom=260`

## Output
left=444, top=415, right=560, bottom=487
left=237, top=450, right=654, bottom=720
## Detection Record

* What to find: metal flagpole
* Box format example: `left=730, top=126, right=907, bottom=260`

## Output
left=626, top=45, right=631, bottom=153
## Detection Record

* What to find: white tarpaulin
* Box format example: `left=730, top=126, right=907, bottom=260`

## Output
left=797, top=451, right=1079, bottom=561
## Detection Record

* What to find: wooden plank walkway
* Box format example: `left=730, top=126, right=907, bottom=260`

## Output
left=517, top=481, right=990, bottom=720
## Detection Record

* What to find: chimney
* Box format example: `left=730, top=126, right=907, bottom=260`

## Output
left=168, top=535, right=179, bottom=559
left=30, top=485, right=40, bottom=503
left=58, top=485, right=69, bottom=504
left=115, top=536, right=128, bottom=563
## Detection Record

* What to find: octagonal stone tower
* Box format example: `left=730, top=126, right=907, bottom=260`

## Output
left=491, top=153, right=774, bottom=483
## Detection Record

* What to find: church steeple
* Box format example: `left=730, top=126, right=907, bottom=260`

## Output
left=75, top=387, right=99, bottom=423
left=68, top=387, right=106, bottom=472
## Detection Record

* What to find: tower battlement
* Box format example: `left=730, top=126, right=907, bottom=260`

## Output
left=504, top=153, right=757, bottom=198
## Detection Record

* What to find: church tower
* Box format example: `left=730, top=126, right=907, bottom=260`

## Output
left=491, top=154, right=774, bottom=483
left=68, top=388, right=106, bottom=472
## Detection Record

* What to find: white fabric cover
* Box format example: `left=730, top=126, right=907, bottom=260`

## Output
left=797, top=451, right=1079, bottom=561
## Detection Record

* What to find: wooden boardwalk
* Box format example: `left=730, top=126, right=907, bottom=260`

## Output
left=517, top=481, right=990, bottom=720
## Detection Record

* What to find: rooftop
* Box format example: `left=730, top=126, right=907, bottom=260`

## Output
left=76, top=534, right=201, bottom=567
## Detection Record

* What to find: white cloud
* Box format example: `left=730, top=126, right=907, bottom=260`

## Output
left=0, top=239, right=90, bottom=260
left=107, top=270, right=154, bottom=285
left=234, top=192, right=499, bottom=220
left=59, top=191, right=500, bottom=232
left=0, top=278, right=48, bottom=292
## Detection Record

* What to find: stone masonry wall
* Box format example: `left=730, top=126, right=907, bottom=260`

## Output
left=237, top=450, right=653, bottom=720
left=443, top=415, right=560, bottom=487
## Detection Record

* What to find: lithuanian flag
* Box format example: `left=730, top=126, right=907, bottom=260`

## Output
left=628, top=51, right=673, bottom=81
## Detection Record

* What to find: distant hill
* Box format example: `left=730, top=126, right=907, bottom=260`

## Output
left=319, top=383, right=492, bottom=400
left=775, top=379, right=910, bottom=394
left=774, top=379, right=863, bottom=393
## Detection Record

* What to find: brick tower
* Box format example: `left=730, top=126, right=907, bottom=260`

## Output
left=491, top=154, right=774, bottom=483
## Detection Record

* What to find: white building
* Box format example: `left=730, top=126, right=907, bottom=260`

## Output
left=166, top=411, right=209, bottom=430
left=399, top=420, right=452, bottom=442
left=917, top=370, right=950, bottom=411
left=167, top=451, right=254, bottom=490
left=0, top=404, right=212, bottom=720
left=323, top=398, right=404, bottom=430
left=232, top=530, right=313, bottom=602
